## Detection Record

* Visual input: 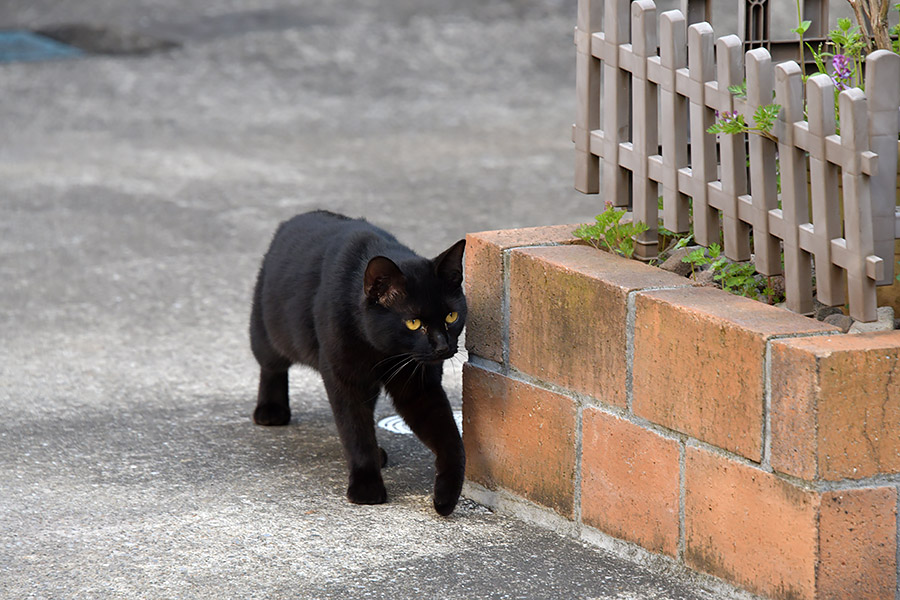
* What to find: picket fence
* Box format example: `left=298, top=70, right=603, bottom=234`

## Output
left=574, top=0, right=900, bottom=321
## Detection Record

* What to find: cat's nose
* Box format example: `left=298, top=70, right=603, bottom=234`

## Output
left=431, top=332, right=452, bottom=357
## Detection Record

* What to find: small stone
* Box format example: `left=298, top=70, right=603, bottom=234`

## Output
left=848, top=306, right=895, bottom=334
left=658, top=246, right=699, bottom=278
left=814, top=302, right=844, bottom=321
left=693, top=268, right=717, bottom=287
left=823, top=313, right=853, bottom=333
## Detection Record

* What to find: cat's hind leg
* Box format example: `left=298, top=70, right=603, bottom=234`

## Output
left=250, top=291, right=292, bottom=426
left=253, top=368, right=291, bottom=426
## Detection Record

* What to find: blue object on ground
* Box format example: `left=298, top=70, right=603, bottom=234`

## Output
left=0, top=30, right=83, bottom=63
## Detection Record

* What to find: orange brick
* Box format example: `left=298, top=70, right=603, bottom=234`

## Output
left=818, top=487, right=897, bottom=599
left=633, top=287, right=837, bottom=461
left=509, top=245, right=691, bottom=408
left=581, top=409, right=681, bottom=556
left=770, top=331, right=900, bottom=481
left=769, top=340, right=820, bottom=480
left=464, top=226, right=579, bottom=363
left=685, top=446, right=820, bottom=600
left=462, top=362, right=577, bottom=517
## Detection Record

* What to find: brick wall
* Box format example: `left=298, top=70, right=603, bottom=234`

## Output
left=462, top=226, right=900, bottom=600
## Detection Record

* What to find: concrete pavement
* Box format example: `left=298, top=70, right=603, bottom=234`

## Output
left=0, top=1, right=759, bottom=597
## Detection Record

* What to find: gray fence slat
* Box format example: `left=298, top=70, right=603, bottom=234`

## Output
left=745, top=48, right=781, bottom=276
left=840, top=88, right=879, bottom=321
left=774, top=61, right=815, bottom=314
left=602, top=0, right=632, bottom=207
left=687, top=22, right=719, bottom=247
left=865, top=50, right=900, bottom=284
left=658, top=10, right=691, bottom=235
left=631, top=0, right=660, bottom=259
left=806, top=74, right=845, bottom=306
left=714, top=36, right=752, bottom=261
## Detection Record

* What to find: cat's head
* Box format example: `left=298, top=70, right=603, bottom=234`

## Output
left=362, top=240, right=466, bottom=363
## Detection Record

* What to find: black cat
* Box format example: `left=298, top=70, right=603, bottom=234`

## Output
left=249, top=210, right=467, bottom=516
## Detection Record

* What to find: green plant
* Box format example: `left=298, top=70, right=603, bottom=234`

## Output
left=714, top=261, right=765, bottom=298
left=792, top=0, right=812, bottom=72
left=706, top=104, right=781, bottom=142
left=824, top=17, right=867, bottom=87
left=708, top=2, right=900, bottom=140
left=574, top=203, right=649, bottom=259
left=681, top=243, right=721, bottom=278
left=682, top=243, right=785, bottom=302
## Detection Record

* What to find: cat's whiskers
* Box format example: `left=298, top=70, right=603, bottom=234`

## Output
left=372, top=353, right=414, bottom=372
left=372, top=353, right=415, bottom=385
left=398, top=360, right=424, bottom=396
left=381, top=355, right=418, bottom=387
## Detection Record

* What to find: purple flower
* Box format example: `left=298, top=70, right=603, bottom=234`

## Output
left=720, top=110, right=739, bottom=123
left=832, top=54, right=851, bottom=80
left=830, top=76, right=848, bottom=91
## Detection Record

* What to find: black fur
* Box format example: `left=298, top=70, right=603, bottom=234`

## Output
left=249, top=210, right=466, bottom=516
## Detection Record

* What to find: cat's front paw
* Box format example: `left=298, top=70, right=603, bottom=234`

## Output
left=347, top=471, right=387, bottom=505
left=433, top=488, right=461, bottom=516
left=253, top=403, right=291, bottom=426
left=433, top=461, right=465, bottom=516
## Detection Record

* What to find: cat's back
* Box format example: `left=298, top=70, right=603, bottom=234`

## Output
left=255, top=210, right=398, bottom=365
left=260, top=210, right=402, bottom=310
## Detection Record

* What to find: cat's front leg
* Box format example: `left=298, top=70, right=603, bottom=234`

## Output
left=388, top=372, right=465, bottom=516
left=321, top=368, right=387, bottom=505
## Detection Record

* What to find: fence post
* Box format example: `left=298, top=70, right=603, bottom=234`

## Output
left=575, top=0, right=602, bottom=193
left=865, top=50, right=900, bottom=284
left=775, top=61, right=815, bottom=315
left=805, top=74, right=844, bottom=306
left=745, top=48, right=781, bottom=276
left=840, top=88, right=879, bottom=321
left=631, top=0, right=660, bottom=260
left=687, top=22, right=719, bottom=247
left=715, top=35, right=751, bottom=261
left=602, top=0, right=632, bottom=208
left=658, top=10, right=690, bottom=235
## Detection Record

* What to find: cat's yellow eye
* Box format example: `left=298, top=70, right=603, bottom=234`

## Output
left=445, top=312, right=459, bottom=324
left=405, top=318, right=422, bottom=331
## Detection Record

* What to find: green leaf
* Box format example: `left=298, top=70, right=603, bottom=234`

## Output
left=674, top=233, right=694, bottom=250
left=682, top=247, right=708, bottom=265
left=727, top=82, right=747, bottom=99
left=752, top=103, right=780, bottom=132
left=792, top=20, right=811, bottom=35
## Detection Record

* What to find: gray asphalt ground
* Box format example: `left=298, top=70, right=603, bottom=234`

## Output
left=0, top=1, right=758, bottom=598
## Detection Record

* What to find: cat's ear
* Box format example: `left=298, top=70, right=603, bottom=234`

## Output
left=364, top=256, right=407, bottom=306
left=433, top=239, right=466, bottom=288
